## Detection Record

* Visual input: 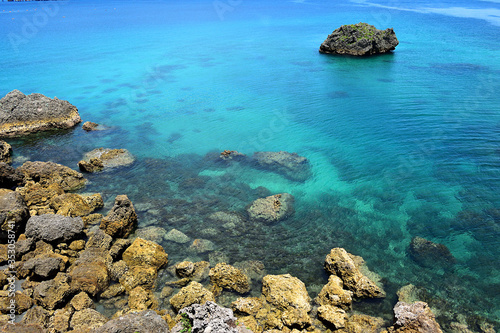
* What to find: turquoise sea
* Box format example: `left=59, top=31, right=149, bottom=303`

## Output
left=1, top=0, right=500, bottom=330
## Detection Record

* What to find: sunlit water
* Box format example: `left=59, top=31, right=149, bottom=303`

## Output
left=1, top=0, right=499, bottom=330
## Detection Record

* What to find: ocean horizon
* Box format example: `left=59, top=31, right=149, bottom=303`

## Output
left=1, top=0, right=500, bottom=330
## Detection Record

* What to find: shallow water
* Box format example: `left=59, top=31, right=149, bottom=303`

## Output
left=1, top=0, right=500, bottom=329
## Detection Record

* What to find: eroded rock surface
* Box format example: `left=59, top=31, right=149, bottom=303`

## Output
left=247, top=193, right=294, bottom=224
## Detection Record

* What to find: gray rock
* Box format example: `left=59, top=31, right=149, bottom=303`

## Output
left=251, top=151, right=312, bottom=182
left=0, top=189, right=30, bottom=242
left=23, top=255, right=63, bottom=279
left=392, top=301, right=443, bottom=333
left=320, top=22, right=399, bottom=56
left=86, top=229, right=113, bottom=250
left=172, top=301, right=242, bottom=333
left=25, top=214, right=84, bottom=244
left=93, top=310, right=170, bottom=333
left=246, top=193, right=294, bottom=224
left=0, top=162, right=25, bottom=189
left=0, top=90, right=81, bottom=137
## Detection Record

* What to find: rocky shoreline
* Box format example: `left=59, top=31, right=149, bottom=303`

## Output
left=0, top=91, right=497, bottom=332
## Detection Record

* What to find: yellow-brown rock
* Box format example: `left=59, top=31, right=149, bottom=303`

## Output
left=100, top=194, right=137, bottom=238
left=16, top=181, right=63, bottom=215
left=175, top=261, right=195, bottom=277
left=317, top=305, right=347, bottom=329
left=262, top=274, right=311, bottom=312
left=281, top=308, right=312, bottom=329
left=209, top=262, right=251, bottom=294
left=50, top=307, right=74, bottom=333
left=69, top=248, right=111, bottom=297
left=70, top=291, right=95, bottom=311
left=315, top=274, right=353, bottom=310
left=169, top=281, right=215, bottom=311
left=122, top=237, right=168, bottom=270
left=119, top=265, right=157, bottom=292
left=33, top=273, right=73, bottom=310
left=324, top=248, right=385, bottom=299
left=339, top=314, right=385, bottom=333
left=49, top=193, right=93, bottom=217
left=69, top=308, right=107, bottom=331
left=128, top=286, right=159, bottom=311
left=232, top=297, right=265, bottom=316
left=17, top=161, right=86, bottom=191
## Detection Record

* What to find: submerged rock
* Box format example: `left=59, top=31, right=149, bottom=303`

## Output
left=246, top=193, right=294, bottom=224
left=94, top=310, right=170, bottom=333
left=252, top=151, right=312, bottom=181
left=319, top=22, right=399, bottom=56
left=0, top=90, right=81, bottom=137
left=82, top=121, right=99, bottom=131
left=78, top=148, right=135, bottom=172
left=408, top=236, right=455, bottom=268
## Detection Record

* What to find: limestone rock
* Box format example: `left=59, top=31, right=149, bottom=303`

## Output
left=191, top=261, right=211, bottom=282
left=0, top=290, right=33, bottom=315
left=82, top=121, right=99, bottom=131
left=100, top=283, right=125, bottom=299
left=317, top=305, right=347, bottom=329
left=23, top=253, right=64, bottom=279
left=171, top=301, right=240, bottom=333
left=390, top=301, right=443, bottom=333
left=231, top=297, right=264, bottom=316
left=25, top=214, right=84, bottom=244
left=122, top=237, right=168, bottom=270
left=341, top=313, right=386, bottom=333
left=50, top=307, right=74, bottom=333
left=408, top=236, right=455, bottom=268
left=0, top=162, right=25, bottom=189
left=16, top=182, right=64, bottom=215
left=1, top=322, right=45, bottom=332
left=94, top=310, right=170, bottom=333
left=135, top=226, right=166, bottom=244
left=247, top=193, right=294, bottom=224
left=262, top=274, right=311, bottom=312
left=86, top=229, right=113, bottom=250
left=69, top=248, right=111, bottom=296
left=252, top=151, right=312, bottom=182
left=33, top=273, right=74, bottom=310
left=100, top=194, right=137, bottom=238
left=319, top=23, right=399, bottom=56
left=109, top=238, right=132, bottom=260
left=17, top=161, right=86, bottom=191
left=281, top=308, right=312, bottom=329
left=0, top=188, right=29, bottom=242
left=219, top=149, right=246, bottom=162
left=78, top=148, right=135, bottom=172
left=70, top=291, right=95, bottom=311
left=128, top=285, right=159, bottom=311
left=324, top=248, right=385, bottom=298
left=0, top=90, right=81, bottom=137
left=69, top=308, right=107, bottom=331
left=169, top=281, right=215, bottom=311
left=164, top=228, right=190, bottom=244
left=119, top=265, right=157, bottom=291
left=315, top=275, right=353, bottom=310
left=0, top=141, right=12, bottom=164
left=49, top=192, right=93, bottom=217
left=82, top=193, right=104, bottom=211
left=209, top=262, right=251, bottom=294
left=20, top=305, right=50, bottom=328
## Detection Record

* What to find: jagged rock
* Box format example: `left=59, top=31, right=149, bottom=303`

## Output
left=315, top=275, right=353, bottom=310
left=17, top=161, right=86, bottom=191
left=324, top=248, right=385, bottom=298
left=49, top=193, right=93, bottom=217
left=169, top=281, right=215, bottom=311
left=209, top=263, right=251, bottom=294
left=0, top=290, right=33, bottom=315
left=319, top=23, right=399, bottom=56
left=408, top=236, right=455, bottom=268
left=128, top=285, right=159, bottom=310
left=82, top=121, right=99, bottom=131
left=389, top=301, right=443, bottom=333
left=69, top=239, right=85, bottom=251
left=340, top=313, right=385, bottom=333
left=281, top=308, right=312, bottom=328
left=25, top=214, right=84, bottom=244
left=69, top=248, right=111, bottom=297
left=20, top=305, right=50, bottom=328
left=175, top=261, right=195, bottom=277
left=262, top=274, right=311, bottom=312
left=1, top=322, right=46, bottom=332
left=317, top=305, right=347, bottom=329
left=70, top=308, right=107, bottom=331
left=94, top=310, right=170, bottom=333
left=82, top=193, right=104, bottom=211
left=86, top=229, right=113, bottom=250
left=122, top=237, right=168, bottom=270
left=231, top=297, right=264, bottom=316
left=109, top=238, right=132, bottom=260
left=0, top=188, right=29, bottom=242
left=50, top=307, right=74, bottom=333
left=33, top=273, right=74, bottom=310
left=171, top=301, right=242, bottom=333
left=70, top=291, right=95, bottom=311
left=189, top=238, right=215, bottom=253
left=0, top=162, right=25, bottom=189
left=23, top=253, right=64, bottom=279
left=252, top=151, right=312, bottom=181
left=100, top=195, right=137, bottom=238
left=15, top=237, right=34, bottom=260
left=78, top=148, right=135, bottom=172
left=0, top=141, right=12, bottom=164
left=246, top=193, right=294, bottom=224
left=16, top=182, right=64, bottom=216
left=100, top=283, right=125, bottom=299
left=109, top=260, right=128, bottom=281
left=164, top=228, right=190, bottom=244
left=0, top=90, right=81, bottom=137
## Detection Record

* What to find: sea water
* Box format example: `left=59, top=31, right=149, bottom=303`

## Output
left=1, top=0, right=499, bottom=329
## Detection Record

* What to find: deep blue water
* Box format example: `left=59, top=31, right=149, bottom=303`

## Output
left=1, top=0, right=500, bottom=330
